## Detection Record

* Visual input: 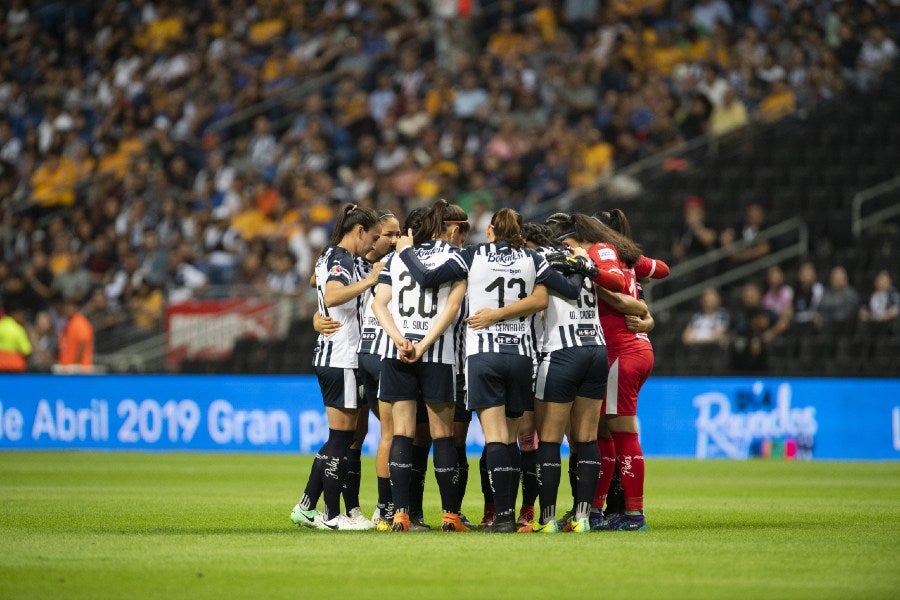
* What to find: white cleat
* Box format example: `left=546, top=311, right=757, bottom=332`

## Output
left=346, top=507, right=376, bottom=530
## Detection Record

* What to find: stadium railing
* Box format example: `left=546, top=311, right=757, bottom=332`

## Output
left=851, top=174, right=900, bottom=238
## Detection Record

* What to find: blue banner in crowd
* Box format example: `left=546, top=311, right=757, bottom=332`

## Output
left=0, top=375, right=897, bottom=460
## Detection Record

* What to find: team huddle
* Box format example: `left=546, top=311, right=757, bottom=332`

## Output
left=290, top=199, right=668, bottom=533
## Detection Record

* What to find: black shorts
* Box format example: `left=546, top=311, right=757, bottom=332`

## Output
left=357, top=352, right=382, bottom=406
left=535, top=345, right=608, bottom=403
left=465, top=353, right=533, bottom=418
left=378, top=359, right=455, bottom=405
left=314, top=366, right=358, bottom=409
left=453, top=372, right=472, bottom=423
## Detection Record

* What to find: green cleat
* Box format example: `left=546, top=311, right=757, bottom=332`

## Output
left=290, top=504, right=320, bottom=528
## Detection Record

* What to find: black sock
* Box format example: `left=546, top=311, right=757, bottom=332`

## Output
left=521, top=449, right=538, bottom=507
left=536, top=441, right=562, bottom=524
left=507, top=443, right=521, bottom=512
left=389, top=435, right=414, bottom=514
left=479, top=448, right=494, bottom=504
left=607, top=464, right=626, bottom=515
left=322, top=429, right=354, bottom=520
left=410, top=442, right=429, bottom=518
left=575, top=441, right=601, bottom=520
left=377, top=476, right=394, bottom=520
left=568, top=451, right=578, bottom=511
left=433, top=437, right=460, bottom=513
left=299, top=446, right=327, bottom=510
left=342, top=447, right=362, bottom=512
left=486, top=442, right=514, bottom=519
left=456, top=445, right=469, bottom=506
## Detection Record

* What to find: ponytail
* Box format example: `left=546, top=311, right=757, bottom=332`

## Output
left=330, top=203, right=380, bottom=246
left=522, top=222, right=562, bottom=249
left=594, top=208, right=632, bottom=240
left=415, top=199, right=469, bottom=245
left=490, top=208, right=526, bottom=249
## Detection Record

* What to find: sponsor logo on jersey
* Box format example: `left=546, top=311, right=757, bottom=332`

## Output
left=487, top=252, right=518, bottom=265
left=597, top=248, right=616, bottom=261
left=495, top=335, right=520, bottom=345
left=577, top=327, right=598, bottom=337
left=328, top=264, right=344, bottom=277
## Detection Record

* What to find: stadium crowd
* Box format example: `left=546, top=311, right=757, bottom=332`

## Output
left=0, top=0, right=898, bottom=372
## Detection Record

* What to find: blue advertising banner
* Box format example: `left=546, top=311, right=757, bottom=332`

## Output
left=0, top=375, right=897, bottom=459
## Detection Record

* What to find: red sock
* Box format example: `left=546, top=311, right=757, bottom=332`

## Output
left=592, top=437, right=617, bottom=509
left=611, top=431, right=645, bottom=512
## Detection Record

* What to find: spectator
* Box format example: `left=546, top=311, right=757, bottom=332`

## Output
left=731, top=281, right=788, bottom=343
left=858, top=270, right=898, bottom=323
left=682, top=287, right=730, bottom=347
left=709, top=87, right=749, bottom=136
left=55, top=294, right=95, bottom=372
left=762, top=265, right=794, bottom=321
left=720, top=203, right=771, bottom=264
left=792, top=261, right=824, bottom=326
left=856, top=25, right=898, bottom=91
left=0, top=306, right=32, bottom=372
left=818, top=266, right=860, bottom=325
left=672, top=196, right=718, bottom=262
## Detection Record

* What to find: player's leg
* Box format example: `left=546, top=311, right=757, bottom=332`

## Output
left=517, top=409, right=538, bottom=528
left=375, top=400, right=394, bottom=530
left=452, top=372, right=474, bottom=528
left=604, top=349, right=653, bottom=531
left=379, top=359, right=420, bottom=532
left=409, top=401, right=432, bottom=531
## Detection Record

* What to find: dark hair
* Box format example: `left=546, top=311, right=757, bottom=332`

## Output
left=547, top=212, right=642, bottom=267
left=415, top=199, right=469, bottom=245
left=490, top=208, right=526, bottom=249
left=329, top=203, right=380, bottom=245
left=593, top=208, right=632, bottom=240
left=522, top=223, right=561, bottom=249
left=404, top=206, right=428, bottom=233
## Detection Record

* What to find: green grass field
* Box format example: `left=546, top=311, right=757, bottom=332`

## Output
left=1, top=452, right=898, bottom=600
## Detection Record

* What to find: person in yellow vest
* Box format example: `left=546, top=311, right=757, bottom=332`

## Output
left=0, top=306, right=32, bottom=373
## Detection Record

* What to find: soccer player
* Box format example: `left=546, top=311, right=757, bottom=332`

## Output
left=397, top=208, right=593, bottom=532
left=514, top=223, right=615, bottom=533
left=550, top=212, right=655, bottom=531
left=372, top=200, right=470, bottom=532
left=290, top=204, right=383, bottom=531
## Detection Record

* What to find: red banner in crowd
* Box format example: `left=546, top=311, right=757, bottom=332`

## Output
left=165, top=299, right=279, bottom=370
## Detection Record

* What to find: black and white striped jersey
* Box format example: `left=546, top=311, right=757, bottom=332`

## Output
left=398, top=241, right=584, bottom=360
left=356, top=255, right=391, bottom=358
left=536, top=247, right=605, bottom=353
left=313, top=245, right=361, bottom=369
left=379, top=240, right=461, bottom=364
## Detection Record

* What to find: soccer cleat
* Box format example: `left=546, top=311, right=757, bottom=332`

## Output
left=346, top=507, right=375, bottom=530
left=589, top=509, right=610, bottom=531
left=440, top=513, right=471, bottom=532
left=532, top=519, right=559, bottom=533
left=483, top=515, right=517, bottom=533
left=391, top=512, right=410, bottom=532
left=314, top=513, right=357, bottom=531
left=517, top=504, right=535, bottom=528
left=607, top=512, right=649, bottom=531
left=556, top=509, right=575, bottom=531
left=375, top=520, right=393, bottom=532
left=459, top=513, right=476, bottom=530
left=479, top=504, right=496, bottom=529
left=409, top=513, right=432, bottom=531
left=371, top=506, right=381, bottom=524
left=516, top=522, right=534, bottom=533
left=290, top=504, right=320, bottom=528
left=569, top=517, right=591, bottom=533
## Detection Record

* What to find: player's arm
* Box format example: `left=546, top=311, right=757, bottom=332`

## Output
left=397, top=246, right=467, bottom=288
left=405, top=280, right=467, bottom=362
left=323, top=262, right=383, bottom=307
left=372, top=282, right=413, bottom=358
left=594, top=284, right=649, bottom=317
left=468, top=284, right=549, bottom=330
left=312, top=312, right=340, bottom=335
left=634, top=255, right=670, bottom=280
left=625, top=312, right=655, bottom=333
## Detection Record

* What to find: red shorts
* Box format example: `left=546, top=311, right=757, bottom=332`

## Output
left=604, top=345, right=654, bottom=416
